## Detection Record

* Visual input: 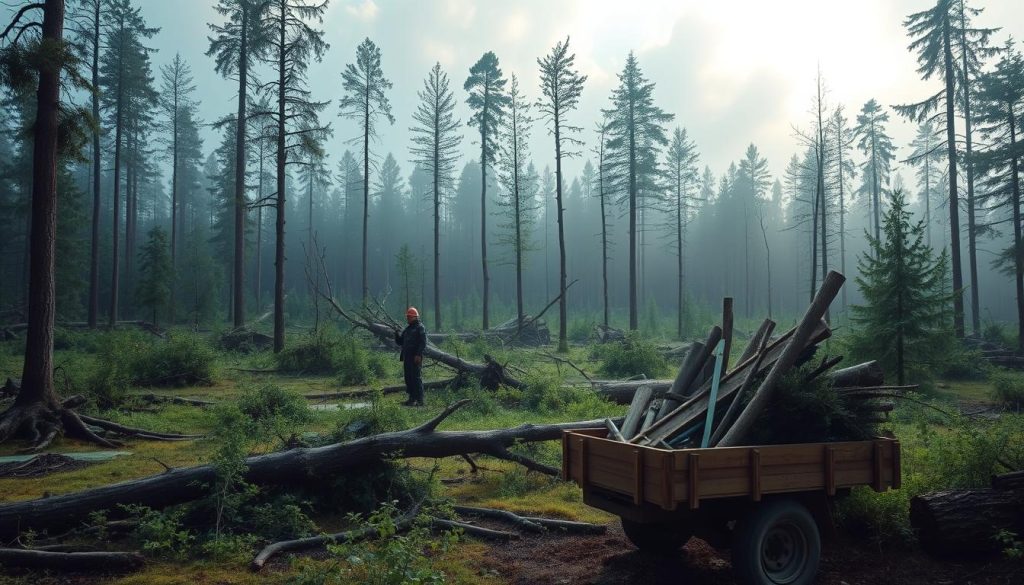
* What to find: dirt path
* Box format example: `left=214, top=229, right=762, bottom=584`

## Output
left=478, top=523, right=1024, bottom=585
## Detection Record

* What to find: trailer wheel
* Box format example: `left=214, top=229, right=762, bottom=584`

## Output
left=620, top=518, right=692, bottom=556
left=732, top=499, right=821, bottom=585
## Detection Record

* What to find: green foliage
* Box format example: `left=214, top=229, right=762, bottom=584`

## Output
left=593, top=333, right=669, bottom=378
left=246, top=495, right=317, bottom=541
left=207, top=404, right=259, bottom=538
left=136, top=227, right=174, bottom=326
left=849, top=189, right=952, bottom=385
left=991, top=370, right=1024, bottom=410
left=289, top=502, right=456, bottom=585
left=237, top=383, right=314, bottom=443
left=332, top=391, right=411, bottom=440
left=567, top=318, right=593, bottom=344
left=275, top=329, right=385, bottom=383
left=199, top=533, right=259, bottom=562
left=522, top=370, right=590, bottom=414
left=939, top=346, right=990, bottom=381
left=129, top=332, right=216, bottom=387
left=120, top=504, right=194, bottom=560
left=996, top=530, right=1024, bottom=561
left=983, top=320, right=1017, bottom=349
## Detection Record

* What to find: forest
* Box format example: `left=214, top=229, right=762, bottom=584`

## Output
left=0, top=0, right=1022, bottom=584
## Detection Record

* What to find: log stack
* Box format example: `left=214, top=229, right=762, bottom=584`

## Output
left=428, top=316, right=550, bottom=347
left=602, top=272, right=904, bottom=449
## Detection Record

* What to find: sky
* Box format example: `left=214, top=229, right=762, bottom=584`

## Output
left=16, top=0, right=1024, bottom=185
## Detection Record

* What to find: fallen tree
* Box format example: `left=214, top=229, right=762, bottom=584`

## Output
left=0, top=548, right=145, bottom=572
left=0, top=400, right=619, bottom=539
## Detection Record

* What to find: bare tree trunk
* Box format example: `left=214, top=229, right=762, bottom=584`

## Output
left=554, top=108, right=568, bottom=352
left=109, top=61, right=124, bottom=327
left=960, top=0, right=981, bottom=338
left=1009, top=114, right=1023, bottom=354
left=362, top=85, right=370, bottom=304
left=233, top=4, right=248, bottom=329
left=87, top=0, right=100, bottom=329
left=273, top=4, right=286, bottom=353
left=481, top=112, right=490, bottom=330
left=942, top=14, right=965, bottom=338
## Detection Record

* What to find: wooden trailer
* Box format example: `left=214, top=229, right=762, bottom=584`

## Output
left=563, top=429, right=901, bottom=585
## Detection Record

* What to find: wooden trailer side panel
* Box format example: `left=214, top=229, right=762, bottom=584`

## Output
left=563, top=430, right=900, bottom=512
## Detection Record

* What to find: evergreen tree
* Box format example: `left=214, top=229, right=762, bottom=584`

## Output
left=410, top=62, right=462, bottom=331
left=136, top=227, right=172, bottom=325
left=259, top=0, right=331, bottom=352
left=339, top=37, right=394, bottom=303
left=395, top=243, right=417, bottom=309
left=907, top=121, right=944, bottom=248
left=830, top=106, right=857, bottom=313
left=851, top=189, right=951, bottom=385
left=603, top=51, right=672, bottom=331
left=592, top=121, right=614, bottom=328
left=208, top=0, right=273, bottom=328
left=853, top=99, right=896, bottom=245
left=663, top=127, right=699, bottom=338
left=99, top=0, right=158, bottom=326
left=975, top=41, right=1024, bottom=352
left=737, top=143, right=770, bottom=316
left=496, top=74, right=537, bottom=328
left=537, top=37, right=586, bottom=352
left=465, top=51, right=509, bottom=329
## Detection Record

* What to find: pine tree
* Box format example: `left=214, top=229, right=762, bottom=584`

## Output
left=853, top=99, right=896, bottom=246
left=259, top=0, right=331, bottom=352
left=339, top=37, right=394, bottom=303
left=157, top=53, right=197, bottom=324
left=830, top=106, right=857, bottom=313
left=395, top=243, right=417, bottom=309
left=99, top=0, right=158, bottom=326
left=465, top=51, right=509, bottom=330
left=537, top=37, right=586, bottom=352
left=907, top=121, right=944, bottom=249
left=136, top=227, right=172, bottom=326
left=975, top=41, right=1024, bottom=352
left=410, top=62, right=462, bottom=331
left=851, top=189, right=951, bottom=385
left=664, top=127, right=699, bottom=338
left=592, top=120, right=613, bottom=328
left=737, top=143, right=770, bottom=317
left=208, top=0, right=273, bottom=329
left=496, top=74, right=537, bottom=328
left=603, top=51, right=672, bottom=331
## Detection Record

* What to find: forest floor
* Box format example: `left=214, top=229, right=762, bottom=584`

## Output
left=0, top=330, right=1022, bottom=584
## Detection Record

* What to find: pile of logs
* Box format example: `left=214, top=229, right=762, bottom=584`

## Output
left=428, top=316, right=551, bottom=347
left=601, top=272, right=904, bottom=449
left=966, top=337, right=1024, bottom=371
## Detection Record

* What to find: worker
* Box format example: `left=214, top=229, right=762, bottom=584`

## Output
left=394, top=307, right=427, bottom=406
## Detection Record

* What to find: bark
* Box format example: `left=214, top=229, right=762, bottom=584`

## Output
left=273, top=1, right=286, bottom=352
left=943, top=13, right=965, bottom=338
left=910, top=488, right=1024, bottom=557
left=829, top=360, right=884, bottom=388
left=960, top=0, right=982, bottom=337
left=0, top=548, right=145, bottom=572
left=233, top=2, right=248, bottom=329
left=0, top=401, right=615, bottom=538
left=87, top=0, right=100, bottom=329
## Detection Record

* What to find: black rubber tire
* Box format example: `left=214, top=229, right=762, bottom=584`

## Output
left=620, top=518, right=692, bottom=556
left=731, top=499, right=821, bottom=585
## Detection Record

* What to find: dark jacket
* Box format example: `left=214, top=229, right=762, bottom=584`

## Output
left=395, top=320, right=427, bottom=362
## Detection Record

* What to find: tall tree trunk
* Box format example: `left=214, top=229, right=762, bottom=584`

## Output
left=837, top=126, right=847, bottom=313
left=960, top=0, right=981, bottom=338
left=233, top=5, right=248, bottom=329
left=433, top=98, right=442, bottom=331
left=1009, top=112, right=1023, bottom=354
left=255, top=137, right=264, bottom=312
left=169, top=85, right=179, bottom=326
left=273, top=5, right=286, bottom=353
left=599, top=161, right=609, bottom=329
left=109, top=62, right=124, bottom=327
left=18, top=0, right=64, bottom=410
left=554, top=109, right=568, bottom=353
left=628, top=100, right=637, bottom=331
left=480, top=83, right=490, bottom=330
left=513, top=125, right=523, bottom=330
left=676, top=181, right=683, bottom=340
left=87, top=0, right=100, bottom=329
left=942, top=14, right=965, bottom=338
left=871, top=121, right=881, bottom=244
left=362, top=85, right=369, bottom=304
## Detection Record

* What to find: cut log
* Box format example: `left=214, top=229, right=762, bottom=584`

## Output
left=992, top=470, right=1024, bottom=491
left=829, top=361, right=884, bottom=388
left=716, top=271, right=845, bottom=447
left=620, top=385, right=653, bottom=439
left=0, top=402, right=621, bottom=538
left=910, top=488, right=1024, bottom=557
left=657, top=327, right=722, bottom=419
left=0, top=548, right=145, bottom=571
left=735, top=319, right=774, bottom=365
left=720, top=297, right=733, bottom=376
left=709, top=320, right=775, bottom=446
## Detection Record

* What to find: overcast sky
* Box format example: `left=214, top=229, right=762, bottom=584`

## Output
left=14, top=0, right=1024, bottom=186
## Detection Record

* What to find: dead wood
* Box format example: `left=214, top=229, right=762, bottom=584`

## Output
left=0, top=401, right=620, bottom=538
left=829, top=361, right=885, bottom=388
left=453, top=505, right=545, bottom=533
left=0, top=548, right=145, bottom=572
left=138, top=394, right=215, bottom=407
left=77, top=414, right=201, bottom=441
left=910, top=488, right=1024, bottom=557
left=429, top=518, right=518, bottom=541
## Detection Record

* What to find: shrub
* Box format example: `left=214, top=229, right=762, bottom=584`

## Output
left=276, top=330, right=341, bottom=374
left=120, top=504, right=194, bottom=560
left=333, top=391, right=411, bottom=441
left=593, top=334, right=669, bottom=379
left=992, top=371, right=1024, bottom=411
left=238, top=383, right=313, bottom=443
left=939, top=346, right=990, bottom=381
left=568, top=319, right=594, bottom=344
left=130, top=332, right=216, bottom=387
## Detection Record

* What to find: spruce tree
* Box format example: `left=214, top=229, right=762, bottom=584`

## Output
left=853, top=99, right=896, bottom=245
left=851, top=189, right=951, bottom=385
left=339, top=37, right=394, bottom=304
left=603, top=51, right=672, bottom=331
left=664, top=127, right=699, bottom=338
left=537, top=37, right=586, bottom=352
left=410, top=63, right=462, bottom=331
left=136, top=227, right=173, bottom=326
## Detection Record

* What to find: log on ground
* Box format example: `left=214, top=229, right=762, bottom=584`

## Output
left=910, top=488, right=1024, bottom=557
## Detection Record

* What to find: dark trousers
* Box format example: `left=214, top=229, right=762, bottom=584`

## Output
left=403, top=359, right=424, bottom=403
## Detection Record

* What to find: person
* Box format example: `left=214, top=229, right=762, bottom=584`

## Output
left=394, top=307, right=427, bottom=406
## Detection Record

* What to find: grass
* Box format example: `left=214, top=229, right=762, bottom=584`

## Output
left=0, top=330, right=1017, bottom=583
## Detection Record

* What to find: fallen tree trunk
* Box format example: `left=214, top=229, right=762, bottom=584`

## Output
left=829, top=361, right=884, bottom=388
left=0, top=548, right=145, bottom=571
left=910, top=488, right=1024, bottom=557
left=304, top=378, right=465, bottom=401
left=0, top=401, right=619, bottom=539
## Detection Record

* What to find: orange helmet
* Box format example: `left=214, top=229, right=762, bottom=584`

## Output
left=406, top=307, right=419, bottom=319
